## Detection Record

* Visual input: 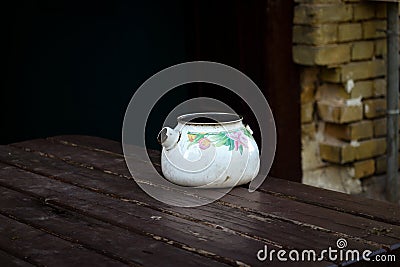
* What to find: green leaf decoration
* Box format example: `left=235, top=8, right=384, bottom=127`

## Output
left=228, top=138, right=235, bottom=151
left=243, top=128, right=254, bottom=139
left=224, top=138, right=230, bottom=146
left=215, top=137, right=228, bottom=147
left=239, top=144, right=243, bottom=155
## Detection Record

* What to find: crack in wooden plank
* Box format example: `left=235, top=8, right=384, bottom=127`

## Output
left=55, top=139, right=128, bottom=159
left=148, top=233, right=249, bottom=267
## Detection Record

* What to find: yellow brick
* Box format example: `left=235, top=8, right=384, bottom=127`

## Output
left=373, top=78, right=386, bottom=97
left=356, top=138, right=386, bottom=160
left=316, top=81, right=373, bottom=100
left=351, top=41, right=374, bottom=61
left=301, top=67, right=320, bottom=88
left=319, top=141, right=355, bottom=163
left=301, top=102, right=314, bottom=123
left=373, top=118, right=386, bottom=137
left=300, top=68, right=319, bottom=103
left=375, top=39, right=387, bottom=56
left=293, top=44, right=351, bottom=66
left=294, top=4, right=353, bottom=25
left=293, top=25, right=338, bottom=45
left=300, top=68, right=319, bottom=104
left=341, top=60, right=386, bottom=81
left=363, top=20, right=387, bottom=39
left=338, top=23, right=362, bottom=42
left=321, top=60, right=386, bottom=82
left=352, top=159, right=375, bottom=179
left=316, top=83, right=348, bottom=100
left=353, top=3, right=375, bottom=21
left=352, top=80, right=373, bottom=98
left=325, top=120, right=373, bottom=141
left=301, top=85, right=315, bottom=104
left=317, top=100, right=363, bottom=123
left=302, top=122, right=316, bottom=139
left=364, top=99, right=386, bottom=119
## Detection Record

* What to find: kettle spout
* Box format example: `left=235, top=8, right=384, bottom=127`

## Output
left=157, top=127, right=180, bottom=150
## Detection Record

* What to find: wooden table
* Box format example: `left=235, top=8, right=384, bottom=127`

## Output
left=0, top=135, right=399, bottom=267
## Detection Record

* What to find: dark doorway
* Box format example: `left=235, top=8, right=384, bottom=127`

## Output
left=184, top=0, right=301, bottom=182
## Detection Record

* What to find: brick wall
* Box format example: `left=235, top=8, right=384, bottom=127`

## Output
left=294, top=0, right=398, bottom=196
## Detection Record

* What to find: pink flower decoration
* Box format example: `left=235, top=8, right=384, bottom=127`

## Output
left=227, top=131, right=247, bottom=151
left=198, top=138, right=211, bottom=150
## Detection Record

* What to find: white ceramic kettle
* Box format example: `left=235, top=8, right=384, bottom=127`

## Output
left=158, top=113, right=260, bottom=188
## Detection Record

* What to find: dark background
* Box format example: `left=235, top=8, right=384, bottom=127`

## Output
left=2, top=0, right=188, bottom=146
left=2, top=0, right=301, bottom=181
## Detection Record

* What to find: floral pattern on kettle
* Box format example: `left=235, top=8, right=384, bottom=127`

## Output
left=187, top=128, right=253, bottom=155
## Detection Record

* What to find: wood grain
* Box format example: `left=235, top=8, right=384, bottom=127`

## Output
left=0, top=135, right=398, bottom=266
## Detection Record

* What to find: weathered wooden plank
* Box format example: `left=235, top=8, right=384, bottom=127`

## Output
left=10, top=140, right=213, bottom=207
left=3, top=136, right=400, bottom=266
left=47, top=135, right=123, bottom=154
left=0, top=186, right=227, bottom=267
left=47, top=135, right=400, bottom=226
left=0, top=249, right=34, bottom=267
left=222, top=190, right=400, bottom=245
left=0, top=161, right=333, bottom=267
left=0, top=214, right=125, bottom=267
left=259, top=178, right=400, bottom=226
left=0, top=163, right=282, bottom=266
left=0, top=145, right=393, bottom=256
left=10, top=139, right=400, bottom=248
left=45, top=135, right=161, bottom=169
